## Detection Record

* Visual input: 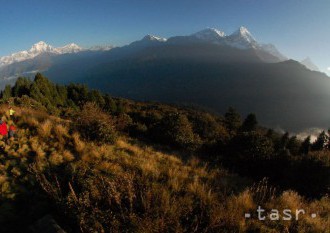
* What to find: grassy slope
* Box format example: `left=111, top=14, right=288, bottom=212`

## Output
left=0, top=105, right=329, bottom=232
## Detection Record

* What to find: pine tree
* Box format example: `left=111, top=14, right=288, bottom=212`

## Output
left=104, top=94, right=117, bottom=113
left=299, top=136, right=311, bottom=155
left=67, top=83, right=89, bottom=106
left=12, top=77, right=32, bottom=97
left=279, top=132, right=290, bottom=150
left=241, top=113, right=258, bottom=132
left=224, top=107, right=241, bottom=136
left=312, top=131, right=328, bottom=151
left=2, top=85, right=12, bottom=101
left=287, top=136, right=300, bottom=155
left=88, top=89, right=105, bottom=107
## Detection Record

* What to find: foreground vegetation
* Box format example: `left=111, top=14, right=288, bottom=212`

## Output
left=0, top=74, right=330, bottom=232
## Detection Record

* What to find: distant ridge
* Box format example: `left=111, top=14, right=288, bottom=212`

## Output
left=0, top=41, right=114, bottom=67
left=301, top=57, right=320, bottom=71
left=0, top=41, right=83, bottom=67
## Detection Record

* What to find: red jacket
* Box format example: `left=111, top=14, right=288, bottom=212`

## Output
left=0, top=122, right=7, bottom=136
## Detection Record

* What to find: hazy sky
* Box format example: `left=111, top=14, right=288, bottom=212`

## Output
left=0, top=0, right=329, bottom=73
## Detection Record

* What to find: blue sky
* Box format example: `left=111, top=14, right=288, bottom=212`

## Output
left=0, top=0, right=329, bottom=73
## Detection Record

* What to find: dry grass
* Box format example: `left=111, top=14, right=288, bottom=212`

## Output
left=72, top=132, right=85, bottom=153
left=0, top=106, right=329, bottom=232
left=37, top=120, right=53, bottom=138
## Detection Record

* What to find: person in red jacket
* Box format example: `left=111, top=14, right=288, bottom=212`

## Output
left=0, top=120, right=8, bottom=137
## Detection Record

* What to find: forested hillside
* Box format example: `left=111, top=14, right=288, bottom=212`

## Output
left=0, top=73, right=330, bottom=232
left=42, top=41, right=330, bottom=132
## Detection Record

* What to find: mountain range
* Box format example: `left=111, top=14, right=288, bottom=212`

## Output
left=0, top=27, right=286, bottom=79
left=0, top=26, right=329, bottom=132
left=0, top=41, right=83, bottom=67
left=0, top=41, right=113, bottom=85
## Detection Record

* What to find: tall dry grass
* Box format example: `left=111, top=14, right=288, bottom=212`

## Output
left=0, top=106, right=329, bottom=232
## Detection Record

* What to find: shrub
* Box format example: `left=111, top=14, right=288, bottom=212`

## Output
left=231, top=132, right=275, bottom=160
left=152, top=113, right=201, bottom=150
left=75, top=102, right=117, bottom=144
left=37, top=120, right=53, bottom=139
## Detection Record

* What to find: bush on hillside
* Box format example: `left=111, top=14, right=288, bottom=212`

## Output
left=75, top=102, right=117, bottom=144
left=231, top=131, right=275, bottom=160
left=152, top=112, right=202, bottom=151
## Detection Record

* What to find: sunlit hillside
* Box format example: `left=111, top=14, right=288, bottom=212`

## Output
left=0, top=74, right=330, bottom=232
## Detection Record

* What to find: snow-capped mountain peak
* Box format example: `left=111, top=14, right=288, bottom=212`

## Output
left=142, top=35, right=167, bottom=42
left=230, top=26, right=256, bottom=42
left=186, top=26, right=285, bottom=61
left=226, top=26, right=257, bottom=49
left=61, top=43, right=80, bottom=49
left=0, top=41, right=86, bottom=67
left=189, top=26, right=257, bottom=48
left=234, top=26, right=251, bottom=36
left=192, top=28, right=226, bottom=41
left=56, top=43, right=83, bottom=53
left=29, top=41, right=54, bottom=53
